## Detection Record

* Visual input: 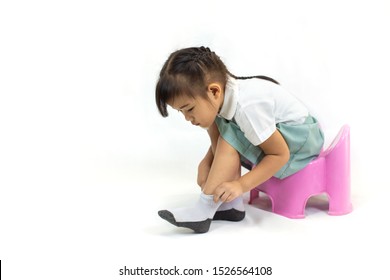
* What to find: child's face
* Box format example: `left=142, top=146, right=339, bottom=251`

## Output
left=168, top=85, right=223, bottom=129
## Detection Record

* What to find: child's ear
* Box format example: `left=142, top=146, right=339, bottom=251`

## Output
left=207, top=83, right=223, bottom=100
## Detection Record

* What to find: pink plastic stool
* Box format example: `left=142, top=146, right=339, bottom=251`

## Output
left=248, top=125, right=352, bottom=218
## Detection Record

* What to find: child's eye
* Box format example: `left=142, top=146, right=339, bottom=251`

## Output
left=188, top=107, right=194, bottom=112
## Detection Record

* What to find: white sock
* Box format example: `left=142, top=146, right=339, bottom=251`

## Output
left=217, top=196, right=245, bottom=212
left=213, top=196, right=245, bottom=222
left=158, top=192, right=223, bottom=233
left=168, top=192, right=222, bottom=222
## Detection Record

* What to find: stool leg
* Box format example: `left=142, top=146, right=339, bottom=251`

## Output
left=248, top=189, right=259, bottom=204
left=271, top=191, right=307, bottom=219
left=326, top=164, right=352, bottom=215
left=326, top=127, right=353, bottom=215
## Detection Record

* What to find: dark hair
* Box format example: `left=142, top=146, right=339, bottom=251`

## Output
left=155, top=46, right=279, bottom=117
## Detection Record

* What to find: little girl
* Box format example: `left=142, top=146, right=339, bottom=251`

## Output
left=155, top=46, right=324, bottom=233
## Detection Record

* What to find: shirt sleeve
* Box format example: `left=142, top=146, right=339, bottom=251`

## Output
left=234, top=100, right=277, bottom=146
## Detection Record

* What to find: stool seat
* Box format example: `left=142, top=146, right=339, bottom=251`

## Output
left=248, top=125, right=352, bottom=219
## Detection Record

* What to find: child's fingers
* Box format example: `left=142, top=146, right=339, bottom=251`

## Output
left=213, top=183, right=232, bottom=203
left=213, top=185, right=225, bottom=202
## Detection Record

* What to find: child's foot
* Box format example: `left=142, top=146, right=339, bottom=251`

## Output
left=158, top=192, right=222, bottom=233
left=213, top=196, right=245, bottom=221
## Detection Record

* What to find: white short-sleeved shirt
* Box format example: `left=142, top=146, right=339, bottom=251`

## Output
left=218, top=78, right=309, bottom=146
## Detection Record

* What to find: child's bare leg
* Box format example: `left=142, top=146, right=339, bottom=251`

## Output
left=202, top=136, right=241, bottom=195
left=202, top=135, right=245, bottom=221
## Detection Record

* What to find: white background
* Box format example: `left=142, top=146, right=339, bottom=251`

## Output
left=1, top=0, right=389, bottom=279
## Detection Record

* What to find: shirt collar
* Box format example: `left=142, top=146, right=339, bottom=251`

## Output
left=218, top=77, right=238, bottom=120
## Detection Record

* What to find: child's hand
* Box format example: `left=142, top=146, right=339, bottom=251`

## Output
left=213, top=180, right=244, bottom=203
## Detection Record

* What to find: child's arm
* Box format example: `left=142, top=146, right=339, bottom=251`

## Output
left=240, top=129, right=290, bottom=191
left=214, top=129, right=290, bottom=202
